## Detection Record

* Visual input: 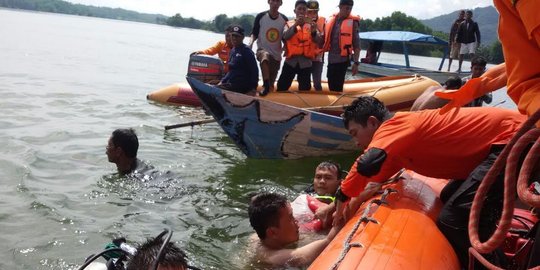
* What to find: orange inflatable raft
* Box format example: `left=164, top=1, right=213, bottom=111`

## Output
left=146, top=75, right=440, bottom=115
left=309, top=171, right=461, bottom=270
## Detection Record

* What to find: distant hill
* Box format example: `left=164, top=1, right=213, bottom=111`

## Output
left=0, top=0, right=167, bottom=24
left=421, top=6, right=499, bottom=45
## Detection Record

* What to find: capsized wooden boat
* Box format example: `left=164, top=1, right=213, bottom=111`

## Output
left=187, top=77, right=356, bottom=159
left=148, top=75, right=440, bottom=115
left=309, top=171, right=461, bottom=270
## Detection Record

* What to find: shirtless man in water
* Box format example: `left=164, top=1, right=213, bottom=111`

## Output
left=248, top=192, right=340, bottom=268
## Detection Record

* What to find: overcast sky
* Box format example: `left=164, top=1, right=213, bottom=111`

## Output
left=66, top=0, right=494, bottom=21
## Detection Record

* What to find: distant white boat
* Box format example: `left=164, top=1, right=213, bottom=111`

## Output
left=356, top=31, right=470, bottom=83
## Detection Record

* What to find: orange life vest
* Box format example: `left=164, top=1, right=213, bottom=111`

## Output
left=284, top=20, right=317, bottom=59
left=323, top=13, right=361, bottom=56
left=311, top=16, right=326, bottom=57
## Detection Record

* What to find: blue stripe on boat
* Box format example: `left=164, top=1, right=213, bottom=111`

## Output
left=307, top=139, right=339, bottom=149
left=310, top=127, right=351, bottom=141
left=311, top=113, right=344, bottom=129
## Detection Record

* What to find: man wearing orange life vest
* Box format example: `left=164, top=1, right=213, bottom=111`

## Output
left=276, top=0, right=322, bottom=91
left=332, top=96, right=526, bottom=267
left=306, top=0, right=326, bottom=91
left=192, top=26, right=233, bottom=73
left=322, top=0, right=361, bottom=92
left=435, top=0, right=540, bottom=125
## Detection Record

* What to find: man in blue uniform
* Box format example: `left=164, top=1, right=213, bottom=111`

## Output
left=219, top=25, right=259, bottom=95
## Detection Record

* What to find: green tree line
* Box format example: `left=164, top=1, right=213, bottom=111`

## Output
left=0, top=0, right=167, bottom=24
left=2, top=0, right=502, bottom=64
left=166, top=13, right=255, bottom=35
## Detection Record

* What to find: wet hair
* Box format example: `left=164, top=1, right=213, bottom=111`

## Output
left=443, top=76, right=463, bottom=90
left=342, top=96, right=390, bottom=129
left=248, top=193, right=288, bottom=240
left=316, top=161, right=344, bottom=180
left=111, top=128, right=139, bottom=158
left=127, top=237, right=188, bottom=270
left=471, top=56, right=487, bottom=68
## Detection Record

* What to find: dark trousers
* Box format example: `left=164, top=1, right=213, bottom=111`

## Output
left=437, top=147, right=507, bottom=269
left=276, top=62, right=312, bottom=91
left=327, top=61, right=349, bottom=92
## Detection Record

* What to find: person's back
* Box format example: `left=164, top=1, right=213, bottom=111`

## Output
left=333, top=96, right=526, bottom=267
left=410, top=76, right=462, bottom=111
left=348, top=107, right=525, bottom=186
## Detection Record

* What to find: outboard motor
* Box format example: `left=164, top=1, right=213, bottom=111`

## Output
left=187, top=55, right=224, bottom=84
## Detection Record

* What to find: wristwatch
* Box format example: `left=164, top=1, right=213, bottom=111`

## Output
left=353, top=61, right=360, bottom=65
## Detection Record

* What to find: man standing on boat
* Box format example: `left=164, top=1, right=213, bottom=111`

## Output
left=456, top=10, right=481, bottom=73
left=322, top=0, right=361, bottom=92
left=447, top=10, right=465, bottom=72
left=332, top=96, right=525, bottom=267
left=306, top=0, right=326, bottom=91
left=276, top=0, right=321, bottom=92
left=249, top=0, right=288, bottom=96
left=218, top=25, right=259, bottom=95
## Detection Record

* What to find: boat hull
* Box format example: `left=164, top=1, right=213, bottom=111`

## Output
left=148, top=75, right=440, bottom=114
left=187, top=77, right=356, bottom=159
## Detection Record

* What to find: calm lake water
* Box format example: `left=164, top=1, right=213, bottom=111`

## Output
left=0, top=8, right=515, bottom=270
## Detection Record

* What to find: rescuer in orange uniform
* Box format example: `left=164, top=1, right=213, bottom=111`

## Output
left=332, top=96, right=526, bottom=267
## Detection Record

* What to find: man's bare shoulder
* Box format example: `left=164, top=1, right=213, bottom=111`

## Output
left=249, top=234, right=302, bottom=268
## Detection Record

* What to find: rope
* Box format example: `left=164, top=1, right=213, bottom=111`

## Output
left=328, top=188, right=398, bottom=270
left=468, top=109, right=540, bottom=267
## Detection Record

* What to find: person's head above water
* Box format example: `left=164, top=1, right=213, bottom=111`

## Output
left=126, top=236, right=189, bottom=270
left=248, top=192, right=299, bottom=247
left=106, top=128, right=139, bottom=174
left=313, top=161, right=343, bottom=197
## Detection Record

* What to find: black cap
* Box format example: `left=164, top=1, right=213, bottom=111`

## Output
left=339, top=0, right=354, bottom=6
left=295, top=0, right=307, bottom=8
left=307, top=0, right=319, bottom=10
left=229, top=25, right=244, bottom=36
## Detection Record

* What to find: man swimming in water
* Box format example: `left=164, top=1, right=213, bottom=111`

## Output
left=248, top=192, right=341, bottom=268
